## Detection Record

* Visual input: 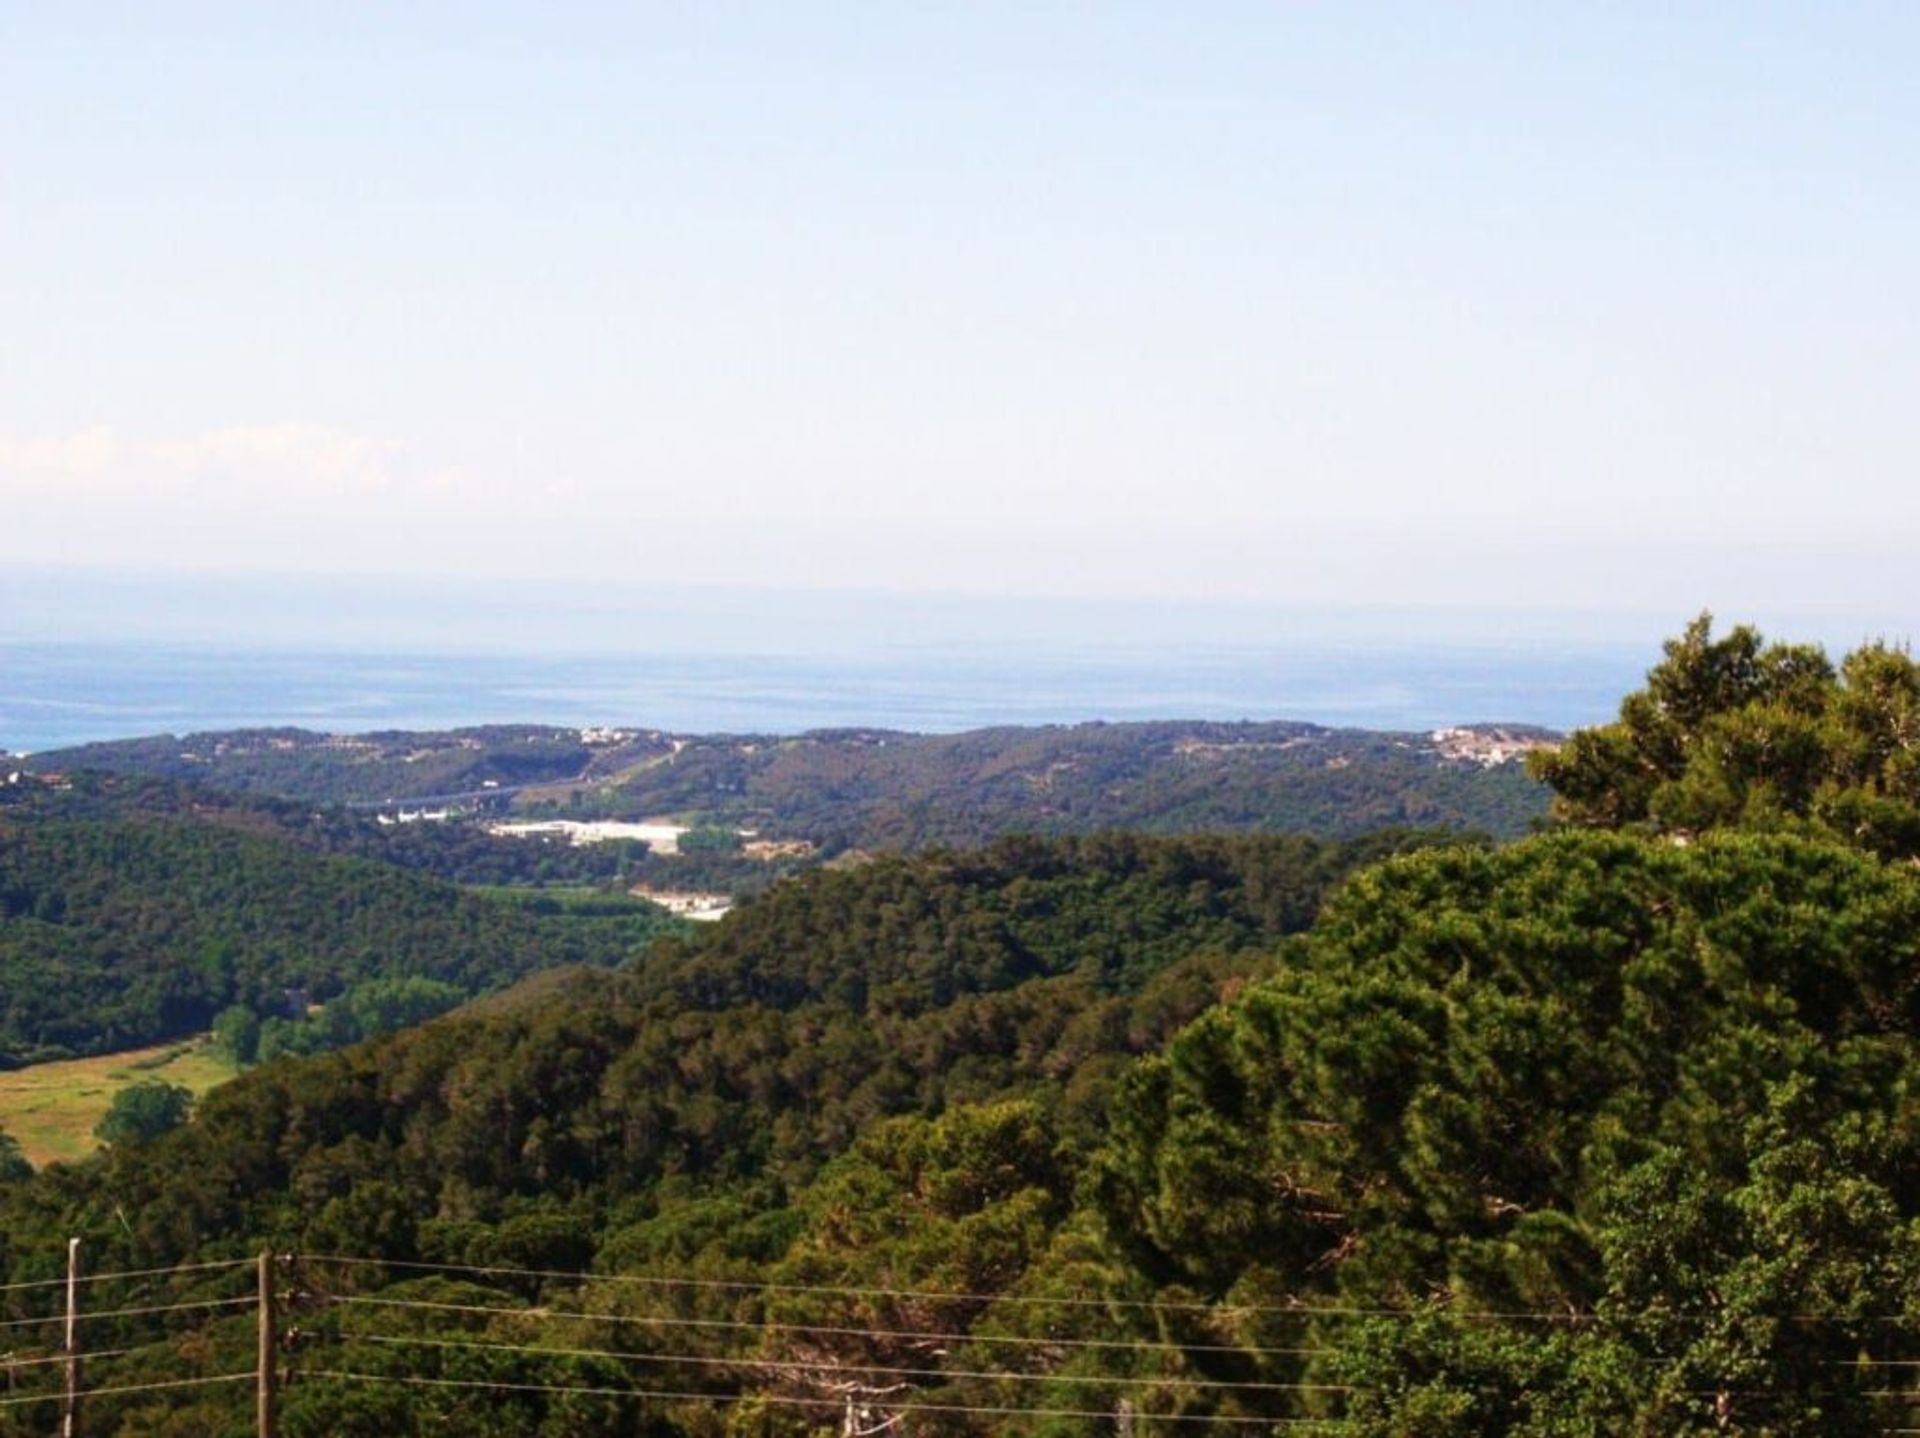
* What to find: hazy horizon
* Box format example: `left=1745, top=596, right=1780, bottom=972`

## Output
left=6, top=564, right=1910, bottom=755
left=7, top=561, right=1916, bottom=659
left=6, top=5, right=1919, bottom=628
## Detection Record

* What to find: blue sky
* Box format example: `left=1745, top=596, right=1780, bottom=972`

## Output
left=3, top=4, right=1918, bottom=635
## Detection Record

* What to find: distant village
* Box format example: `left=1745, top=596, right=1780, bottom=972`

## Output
left=1427, top=725, right=1558, bottom=767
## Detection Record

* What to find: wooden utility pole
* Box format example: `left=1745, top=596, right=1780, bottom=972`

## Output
left=257, top=1251, right=277, bottom=1438
left=61, top=1237, right=80, bottom=1438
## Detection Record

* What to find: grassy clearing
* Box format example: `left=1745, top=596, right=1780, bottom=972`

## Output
left=0, top=1038, right=239, bottom=1168
left=467, top=883, right=661, bottom=910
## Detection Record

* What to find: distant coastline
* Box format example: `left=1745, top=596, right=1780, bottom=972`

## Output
left=0, top=636, right=1647, bottom=754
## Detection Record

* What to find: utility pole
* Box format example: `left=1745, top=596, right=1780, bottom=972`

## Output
left=62, top=1237, right=80, bottom=1438
left=257, top=1251, right=277, bottom=1438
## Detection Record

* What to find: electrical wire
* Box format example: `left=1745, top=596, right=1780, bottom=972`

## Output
left=295, top=1253, right=1597, bottom=1323
left=0, top=1346, right=132, bottom=1370
left=0, top=1256, right=253, bottom=1295
left=75, top=1257, right=257, bottom=1285
left=322, top=1292, right=1920, bottom=1370
left=0, top=1245, right=1907, bottom=1425
left=294, top=1252, right=1920, bottom=1326
left=324, top=1294, right=1333, bottom=1358
left=345, top=1332, right=1351, bottom=1392
left=0, top=1315, right=62, bottom=1333
left=73, top=1295, right=257, bottom=1323
left=0, top=1294, right=255, bottom=1332
left=0, top=1372, right=253, bottom=1409
left=331, top=1332, right=1920, bottom=1412
left=302, top=1369, right=1351, bottom=1426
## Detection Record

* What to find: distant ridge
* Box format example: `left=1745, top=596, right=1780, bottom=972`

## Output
left=26, top=717, right=1556, bottom=848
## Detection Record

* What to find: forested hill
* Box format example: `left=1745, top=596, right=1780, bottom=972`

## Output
left=26, top=716, right=1555, bottom=845
left=0, top=829, right=1439, bottom=1435
left=0, top=768, right=663, bottom=888
left=0, top=784, right=680, bottom=1063
left=7, top=812, right=1920, bottom=1433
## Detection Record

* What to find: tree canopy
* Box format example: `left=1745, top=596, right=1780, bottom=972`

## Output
left=1096, top=827, right=1920, bottom=1434
left=0, top=808, right=680, bottom=1061
left=94, top=1080, right=193, bottom=1147
left=1531, top=613, right=1920, bottom=857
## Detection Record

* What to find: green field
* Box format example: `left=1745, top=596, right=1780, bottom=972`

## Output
left=0, top=1039, right=239, bottom=1168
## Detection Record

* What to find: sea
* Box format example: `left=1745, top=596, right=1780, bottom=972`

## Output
left=0, top=637, right=1653, bottom=754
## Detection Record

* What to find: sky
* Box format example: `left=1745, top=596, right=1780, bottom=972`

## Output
left=4, top=3, right=1919, bottom=640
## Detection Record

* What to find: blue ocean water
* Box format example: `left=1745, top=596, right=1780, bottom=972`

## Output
left=0, top=639, right=1649, bottom=753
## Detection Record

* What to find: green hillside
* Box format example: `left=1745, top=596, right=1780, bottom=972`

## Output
left=0, top=620, right=1914, bottom=1433
left=0, top=829, right=1421, bottom=1435
left=0, top=805, right=680, bottom=1063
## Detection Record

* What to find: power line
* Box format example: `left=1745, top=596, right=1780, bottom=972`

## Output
left=325, top=1289, right=1920, bottom=1365
left=302, top=1369, right=1351, bottom=1426
left=324, top=1295, right=1333, bottom=1358
left=0, top=1371, right=253, bottom=1409
left=346, top=1332, right=1352, bottom=1392
left=294, top=1252, right=1920, bottom=1326
left=0, top=1256, right=252, bottom=1295
left=0, top=1295, right=255, bottom=1332
left=299, top=1253, right=1419, bottom=1319
left=333, top=1331, right=1920, bottom=1411
left=75, top=1295, right=257, bottom=1324
left=0, top=1347, right=132, bottom=1370
left=295, top=1253, right=1592, bottom=1322
left=0, top=1276, right=74, bottom=1296
left=0, top=1314, right=65, bottom=1334
left=75, top=1257, right=256, bottom=1286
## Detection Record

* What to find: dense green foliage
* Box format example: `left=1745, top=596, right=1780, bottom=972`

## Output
left=4, top=766, right=815, bottom=902
left=93, top=1079, right=193, bottom=1146
left=215, top=977, right=472, bottom=1065
left=3, top=795, right=1918, bottom=1430
left=1533, top=612, right=1920, bottom=857
left=0, top=831, right=1417, bottom=1434
left=1098, top=829, right=1920, bottom=1434
left=569, top=721, right=1552, bottom=847
left=33, top=725, right=605, bottom=805
left=1, top=768, right=644, bottom=888
left=0, top=810, right=680, bottom=1062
